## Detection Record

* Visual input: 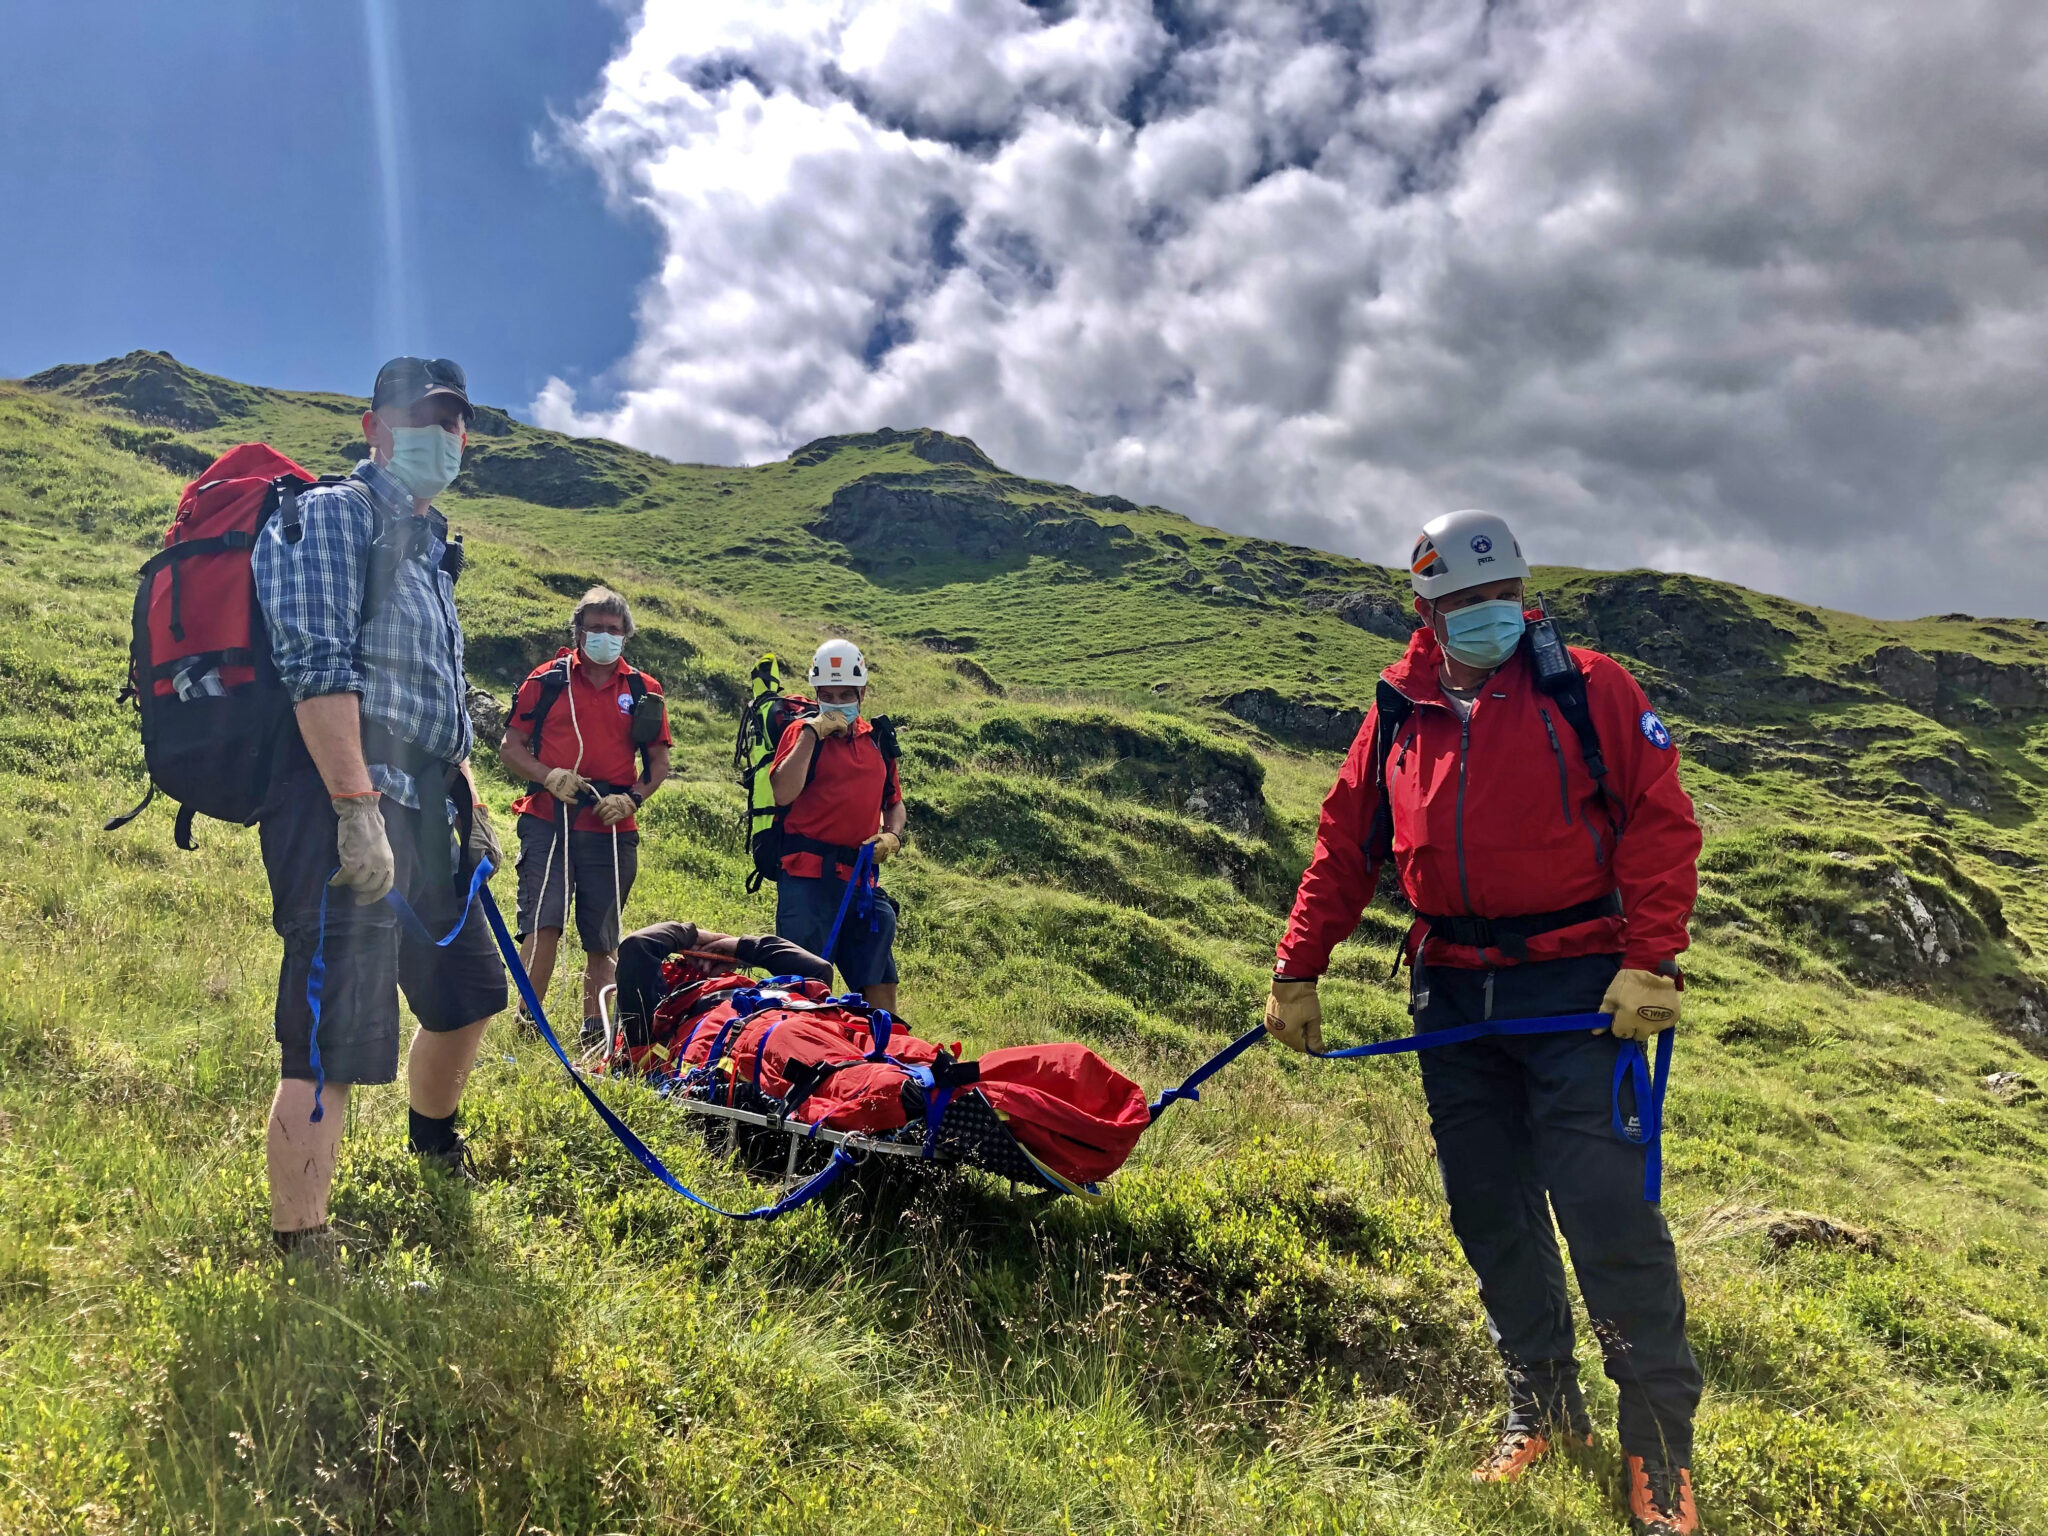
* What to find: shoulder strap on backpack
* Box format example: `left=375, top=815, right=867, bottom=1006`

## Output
left=1523, top=621, right=1623, bottom=831
left=1363, top=680, right=1412, bottom=865
left=519, top=656, right=574, bottom=757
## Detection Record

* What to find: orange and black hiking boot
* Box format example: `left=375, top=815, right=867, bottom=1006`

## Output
left=1626, top=1456, right=1698, bottom=1534
left=1472, top=1427, right=1593, bottom=1483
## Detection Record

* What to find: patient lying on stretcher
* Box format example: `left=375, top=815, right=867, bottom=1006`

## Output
left=604, top=919, right=1151, bottom=1189
left=611, top=921, right=831, bottom=1053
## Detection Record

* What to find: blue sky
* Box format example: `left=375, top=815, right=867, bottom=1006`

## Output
left=0, top=0, right=651, bottom=415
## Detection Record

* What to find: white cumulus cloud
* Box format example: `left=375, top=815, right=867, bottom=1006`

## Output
left=537, top=0, right=2048, bottom=618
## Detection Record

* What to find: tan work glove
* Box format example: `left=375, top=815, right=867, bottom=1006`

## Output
left=330, top=792, right=395, bottom=905
left=808, top=709, right=852, bottom=740
left=468, top=799, right=504, bottom=873
left=1264, top=977, right=1324, bottom=1054
left=869, top=831, right=902, bottom=863
left=543, top=766, right=590, bottom=804
left=595, top=793, right=637, bottom=826
left=1598, top=967, right=1682, bottom=1041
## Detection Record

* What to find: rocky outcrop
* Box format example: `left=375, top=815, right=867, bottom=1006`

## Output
left=457, top=437, right=644, bottom=508
left=788, top=427, right=997, bottom=471
left=1220, top=689, right=1365, bottom=751
left=1332, top=590, right=1420, bottom=641
left=28, top=350, right=263, bottom=430
left=466, top=685, right=508, bottom=750
left=100, top=423, right=212, bottom=477
left=1861, top=645, right=2048, bottom=723
left=1981, top=1070, right=2041, bottom=1105
left=1550, top=572, right=1789, bottom=683
left=811, top=473, right=1133, bottom=565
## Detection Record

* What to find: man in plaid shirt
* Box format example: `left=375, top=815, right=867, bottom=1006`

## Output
left=251, top=356, right=507, bottom=1261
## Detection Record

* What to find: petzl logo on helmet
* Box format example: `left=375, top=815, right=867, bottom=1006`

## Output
left=1470, top=534, right=1493, bottom=555
left=1640, top=711, right=1672, bottom=749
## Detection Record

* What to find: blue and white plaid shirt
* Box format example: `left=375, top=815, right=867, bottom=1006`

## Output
left=252, top=459, right=473, bottom=809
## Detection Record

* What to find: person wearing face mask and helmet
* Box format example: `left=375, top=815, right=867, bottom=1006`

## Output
left=767, top=640, right=906, bottom=1009
left=1266, top=511, right=1706, bottom=1536
left=498, top=587, right=672, bottom=1047
left=250, top=356, right=509, bottom=1250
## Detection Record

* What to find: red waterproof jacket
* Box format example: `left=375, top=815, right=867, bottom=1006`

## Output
left=1275, top=624, right=1701, bottom=977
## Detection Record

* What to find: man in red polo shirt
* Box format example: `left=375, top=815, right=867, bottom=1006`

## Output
left=768, top=640, right=906, bottom=1008
left=497, top=586, right=671, bottom=1043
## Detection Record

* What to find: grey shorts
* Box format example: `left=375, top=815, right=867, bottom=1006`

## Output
left=261, top=755, right=508, bottom=1086
left=514, top=812, right=639, bottom=953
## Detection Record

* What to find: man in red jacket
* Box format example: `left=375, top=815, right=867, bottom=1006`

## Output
left=1268, top=511, right=1703, bottom=1536
left=498, top=587, right=671, bottom=1044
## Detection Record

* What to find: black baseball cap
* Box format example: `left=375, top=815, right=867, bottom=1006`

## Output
left=372, top=356, right=474, bottom=422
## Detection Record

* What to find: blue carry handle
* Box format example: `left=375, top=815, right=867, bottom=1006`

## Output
left=819, top=842, right=879, bottom=966
left=1148, top=1011, right=1675, bottom=1201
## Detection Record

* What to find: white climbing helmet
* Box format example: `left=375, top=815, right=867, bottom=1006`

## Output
left=1408, top=509, right=1531, bottom=599
left=809, top=639, right=868, bottom=688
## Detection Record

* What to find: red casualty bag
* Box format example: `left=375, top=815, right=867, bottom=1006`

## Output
left=973, top=1044, right=1150, bottom=1186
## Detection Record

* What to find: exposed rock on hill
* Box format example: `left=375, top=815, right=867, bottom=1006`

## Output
left=457, top=437, right=645, bottom=508
left=100, top=423, right=212, bottom=477
left=789, top=427, right=996, bottom=471
left=1330, top=590, right=1420, bottom=641
left=27, top=349, right=264, bottom=431
left=812, top=473, right=1136, bottom=566
left=1547, top=572, right=1790, bottom=684
left=1220, top=688, right=1365, bottom=751
left=1862, top=645, right=2048, bottom=723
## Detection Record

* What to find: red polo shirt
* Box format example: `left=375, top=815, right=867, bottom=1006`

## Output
left=509, top=649, right=671, bottom=833
left=771, top=715, right=901, bottom=879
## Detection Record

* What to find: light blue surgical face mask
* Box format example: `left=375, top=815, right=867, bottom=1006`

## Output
left=1437, top=599, right=1526, bottom=669
left=820, top=701, right=860, bottom=723
left=385, top=424, right=464, bottom=501
left=579, top=630, right=625, bottom=666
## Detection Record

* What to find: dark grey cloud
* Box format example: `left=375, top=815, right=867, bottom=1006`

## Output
left=539, top=0, right=2048, bottom=618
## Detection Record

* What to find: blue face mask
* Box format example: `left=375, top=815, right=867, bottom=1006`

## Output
left=1437, top=599, right=1526, bottom=669
left=579, top=630, right=625, bottom=666
left=385, top=424, right=464, bottom=501
left=820, top=701, right=860, bottom=723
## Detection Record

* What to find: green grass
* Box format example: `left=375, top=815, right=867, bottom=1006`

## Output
left=2, top=355, right=2047, bottom=1532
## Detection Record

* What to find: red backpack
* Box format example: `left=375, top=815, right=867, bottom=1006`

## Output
left=105, top=445, right=377, bottom=848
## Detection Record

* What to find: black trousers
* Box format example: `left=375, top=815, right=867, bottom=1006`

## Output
left=1414, top=952, right=1701, bottom=1464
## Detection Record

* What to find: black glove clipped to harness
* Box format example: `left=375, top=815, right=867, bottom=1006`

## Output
left=735, top=933, right=833, bottom=983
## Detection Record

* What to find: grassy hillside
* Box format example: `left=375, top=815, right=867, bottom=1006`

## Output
left=2, top=350, right=2046, bottom=1534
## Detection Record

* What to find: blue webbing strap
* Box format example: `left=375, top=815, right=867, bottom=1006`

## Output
left=305, top=879, right=334, bottom=1122
left=819, top=843, right=876, bottom=965
left=753, top=1022, right=782, bottom=1090
left=1612, top=1026, right=1676, bottom=1201
left=1147, top=1011, right=1676, bottom=1201
left=478, top=888, right=856, bottom=1220
left=901, top=1064, right=958, bottom=1158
